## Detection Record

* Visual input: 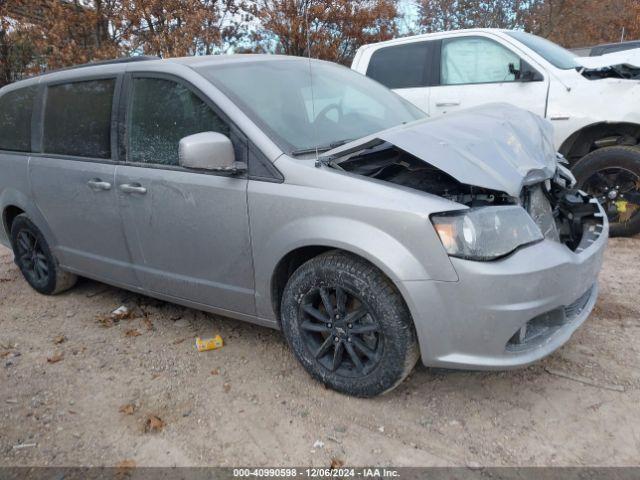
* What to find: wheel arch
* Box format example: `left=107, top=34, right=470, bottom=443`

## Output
left=0, top=189, right=58, bottom=249
left=267, top=237, right=434, bottom=328
left=559, top=122, right=640, bottom=164
left=254, top=214, right=456, bottom=329
left=2, top=204, right=25, bottom=240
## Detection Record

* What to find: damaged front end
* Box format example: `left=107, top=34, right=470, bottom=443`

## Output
left=576, top=50, right=640, bottom=80
left=324, top=104, right=606, bottom=259
left=523, top=169, right=604, bottom=253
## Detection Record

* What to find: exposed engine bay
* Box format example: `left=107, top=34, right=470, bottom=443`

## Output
left=337, top=145, right=515, bottom=206
left=581, top=64, right=640, bottom=80
left=336, top=145, right=603, bottom=253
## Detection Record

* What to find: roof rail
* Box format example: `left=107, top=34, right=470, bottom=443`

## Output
left=43, top=56, right=161, bottom=75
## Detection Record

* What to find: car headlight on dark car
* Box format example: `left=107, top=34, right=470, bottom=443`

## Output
left=431, top=206, right=543, bottom=261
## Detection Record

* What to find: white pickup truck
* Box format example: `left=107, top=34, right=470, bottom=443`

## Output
left=352, top=29, right=640, bottom=236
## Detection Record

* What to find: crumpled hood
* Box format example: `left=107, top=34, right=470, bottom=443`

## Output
left=327, top=103, right=557, bottom=197
left=576, top=49, right=640, bottom=69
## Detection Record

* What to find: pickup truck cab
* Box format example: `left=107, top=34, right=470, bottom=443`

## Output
left=352, top=29, right=640, bottom=236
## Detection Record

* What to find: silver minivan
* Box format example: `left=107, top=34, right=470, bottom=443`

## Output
left=0, top=55, right=607, bottom=396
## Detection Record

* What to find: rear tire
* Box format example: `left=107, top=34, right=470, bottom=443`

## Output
left=573, top=146, right=640, bottom=237
left=280, top=250, right=419, bottom=397
left=10, top=214, right=77, bottom=295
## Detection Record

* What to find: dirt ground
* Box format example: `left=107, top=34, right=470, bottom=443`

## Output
left=0, top=238, right=639, bottom=468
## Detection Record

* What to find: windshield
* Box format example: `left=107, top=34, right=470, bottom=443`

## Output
left=506, top=31, right=579, bottom=70
left=195, top=59, right=426, bottom=155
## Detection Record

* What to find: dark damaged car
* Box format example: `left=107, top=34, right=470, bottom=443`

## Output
left=0, top=55, right=607, bottom=396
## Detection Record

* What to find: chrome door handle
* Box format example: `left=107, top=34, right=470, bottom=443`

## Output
left=87, top=179, right=112, bottom=191
left=119, top=183, right=147, bottom=195
left=435, top=101, right=461, bottom=107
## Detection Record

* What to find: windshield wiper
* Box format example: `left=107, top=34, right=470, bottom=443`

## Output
left=291, top=139, right=353, bottom=156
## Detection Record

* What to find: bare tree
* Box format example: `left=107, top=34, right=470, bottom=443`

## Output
left=418, top=0, right=542, bottom=32
left=251, top=0, right=399, bottom=65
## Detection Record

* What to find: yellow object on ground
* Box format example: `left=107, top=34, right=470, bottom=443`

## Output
left=195, top=335, right=224, bottom=352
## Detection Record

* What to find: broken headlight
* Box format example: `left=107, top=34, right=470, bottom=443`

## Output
left=431, top=206, right=543, bottom=261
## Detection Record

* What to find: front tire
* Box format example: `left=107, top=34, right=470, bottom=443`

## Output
left=10, top=214, right=77, bottom=295
left=280, top=251, right=419, bottom=397
left=573, top=146, right=640, bottom=237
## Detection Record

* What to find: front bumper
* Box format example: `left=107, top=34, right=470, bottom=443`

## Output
left=402, top=215, right=608, bottom=370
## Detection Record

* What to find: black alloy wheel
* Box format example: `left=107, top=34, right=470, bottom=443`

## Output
left=280, top=250, right=419, bottom=397
left=581, top=167, right=640, bottom=226
left=14, top=228, right=50, bottom=289
left=10, top=214, right=77, bottom=295
left=573, top=146, right=640, bottom=237
left=298, top=285, right=383, bottom=377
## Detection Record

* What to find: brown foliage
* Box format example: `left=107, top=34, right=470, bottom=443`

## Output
left=252, top=0, right=399, bottom=65
left=418, top=0, right=540, bottom=32
left=123, top=0, right=248, bottom=57
left=418, top=0, right=640, bottom=49
left=525, top=0, right=640, bottom=48
left=3, top=0, right=640, bottom=88
left=0, top=0, right=247, bottom=84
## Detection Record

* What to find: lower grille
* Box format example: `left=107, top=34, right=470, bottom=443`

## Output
left=565, top=285, right=594, bottom=318
left=506, top=284, right=595, bottom=352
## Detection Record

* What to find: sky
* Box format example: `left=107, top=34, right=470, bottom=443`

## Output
left=397, top=0, right=420, bottom=33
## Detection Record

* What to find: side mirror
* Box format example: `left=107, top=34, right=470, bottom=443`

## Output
left=179, top=132, right=246, bottom=173
left=520, top=67, right=543, bottom=82
left=508, top=62, right=522, bottom=80
left=510, top=61, right=543, bottom=82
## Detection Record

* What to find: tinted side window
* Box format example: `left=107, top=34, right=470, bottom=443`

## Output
left=0, top=86, right=37, bottom=152
left=44, top=79, right=115, bottom=159
left=128, top=78, right=229, bottom=166
left=441, top=37, right=521, bottom=85
left=366, top=42, right=430, bottom=89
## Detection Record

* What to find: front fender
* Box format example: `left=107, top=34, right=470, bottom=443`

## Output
left=252, top=215, right=458, bottom=322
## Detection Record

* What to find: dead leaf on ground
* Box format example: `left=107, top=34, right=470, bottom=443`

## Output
left=211, top=368, right=220, bottom=376
left=144, top=415, right=165, bottom=433
left=124, top=329, right=141, bottom=338
left=119, top=404, right=136, bottom=415
left=173, top=337, right=188, bottom=345
left=117, top=459, right=136, bottom=469
left=142, top=317, right=154, bottom=331
left=0, top=277, right=12, bottom=283
left=53, top=335, right=66, bottom=345
left=0, top=351, right=12, bottom=358
left=330, top=458, right=345, bottom=469
left=116, top=458, right=136, bottom=478
left=151, top=373, right=161, bottom=380
left=223, top=383, right=231, bottom=393
left=97, top=315, right=114, bottom=328
left=47, top=353, right=64, bottom=364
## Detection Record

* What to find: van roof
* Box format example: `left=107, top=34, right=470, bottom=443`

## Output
left=3, top=54, right=312, bottom=90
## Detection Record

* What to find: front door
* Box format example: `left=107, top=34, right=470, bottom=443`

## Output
left=428, top=35, right=549, bottom=117
left=30, top=77, right=138, bottom=286
left=116, top=75, right=255, bottom=315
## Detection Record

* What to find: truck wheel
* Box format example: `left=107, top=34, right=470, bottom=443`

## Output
left=280, top=250, right=419, bottom=397
left=573, top=146, right=640, bottom=237
left=10, top=214, right=77, bottom=295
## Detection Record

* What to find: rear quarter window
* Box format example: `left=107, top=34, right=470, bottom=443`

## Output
left=0, top=86, right=37, bottom=152
left=366, top=42, right=432, bottom=89
left=43, top=79, right=116, bottom=159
